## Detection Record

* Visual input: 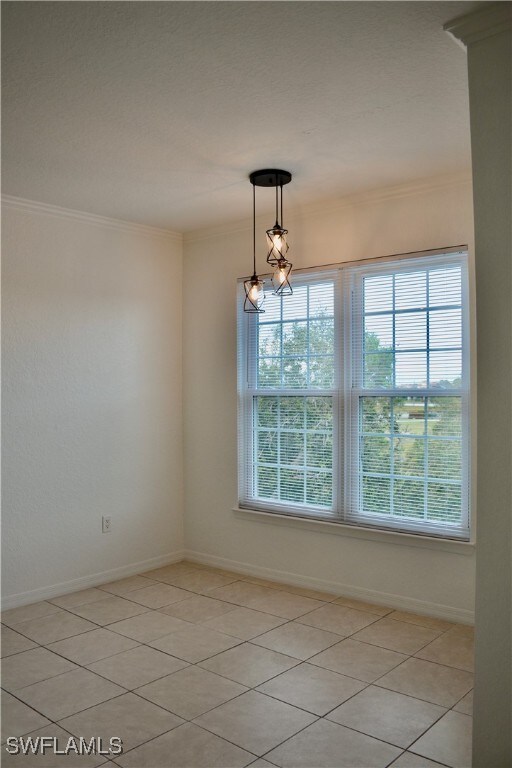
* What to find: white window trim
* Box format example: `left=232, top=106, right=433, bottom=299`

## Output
left=237, top=246, right=471, bottom=543
left=232, top=506, right=475, bottom=554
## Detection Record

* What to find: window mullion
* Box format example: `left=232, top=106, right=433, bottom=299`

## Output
left=238, top=254, right=469, bottom=539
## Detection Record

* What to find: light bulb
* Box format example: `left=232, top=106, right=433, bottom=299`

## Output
left=270, top=233, right=285, bottom=258
left=249, top=283, right=259, bottom=302
left=278, top=267, right=286, bottom=284
left=266, top=225, right=288, bottom=264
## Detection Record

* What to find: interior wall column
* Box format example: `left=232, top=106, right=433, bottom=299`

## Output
left=445, top=4, right=512, bottom=767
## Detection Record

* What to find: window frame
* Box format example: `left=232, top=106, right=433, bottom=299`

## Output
left=238, top=272, right=341, bottom=521
left=237, top=247, right=471, bottom=541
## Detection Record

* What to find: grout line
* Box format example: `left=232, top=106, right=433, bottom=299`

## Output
left=2, top=583, right=471, bottom=700
left=326, top=700, right=449, bottom=752
left=253, top=678, right=373, bottom=718
left=1, top=563, right=472, bottom=766
left=405, top=716, right=462, bottom=768
left=0, top=671, right=463, bottom=764
left=1, top=685, right=191, bottom=764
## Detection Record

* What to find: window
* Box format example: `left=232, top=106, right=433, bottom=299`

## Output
left=238, top=250, right=470, bottom=540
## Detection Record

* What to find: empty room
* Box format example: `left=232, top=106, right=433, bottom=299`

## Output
left=1, top=2, right=511, bottom=767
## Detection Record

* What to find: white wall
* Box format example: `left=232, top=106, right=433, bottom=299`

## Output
left=457, top=12, right=511, bottom=764
left=183, top=174, right=477, bottom=622
left=2, top=200, right=184, bottom=607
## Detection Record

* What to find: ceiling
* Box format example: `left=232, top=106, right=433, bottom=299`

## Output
left=2, top=1, right=479, bottom=232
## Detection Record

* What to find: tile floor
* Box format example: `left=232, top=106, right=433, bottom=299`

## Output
left=1, top=561, right=474, bottom=767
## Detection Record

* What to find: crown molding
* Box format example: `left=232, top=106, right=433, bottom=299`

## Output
left=1, top=195, right=182, bottom=242
left=184, top=170, right=473, bottom=245
left=3, top=170, right=472, bottom=247
left=444, top=3, right=512, bottom=48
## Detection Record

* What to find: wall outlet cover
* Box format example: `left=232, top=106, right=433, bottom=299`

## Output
left=102, top=516, right=112, bottom=534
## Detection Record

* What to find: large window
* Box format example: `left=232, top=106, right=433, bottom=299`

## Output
left=238, top=250, right=470, bottom=540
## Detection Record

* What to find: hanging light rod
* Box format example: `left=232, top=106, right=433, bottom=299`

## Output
left=249, top=169, right=292, bottom=187
left=251, top=168, right=293, bottom=298
left=243, top=169, right=294, bottom=312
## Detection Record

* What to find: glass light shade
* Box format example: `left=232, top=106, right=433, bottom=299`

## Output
left=244, top=275, right=265, bottom=313
left=271, top=258, right=293, bottom=296
left=266, top=224, right=289, bottom=265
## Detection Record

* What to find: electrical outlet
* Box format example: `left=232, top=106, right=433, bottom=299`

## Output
left=102, top=516, right=112, bottom=534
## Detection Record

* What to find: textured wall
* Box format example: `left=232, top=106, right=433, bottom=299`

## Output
left=2, top=203, right=184, bottom=603
left=183, top=175, right=477, bottom=620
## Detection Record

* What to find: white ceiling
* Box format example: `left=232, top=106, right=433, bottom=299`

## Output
left=2, top=1, right=479, bottom=232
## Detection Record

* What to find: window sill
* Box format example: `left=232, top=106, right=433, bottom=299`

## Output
left=233, top=506, right=475, bottom=555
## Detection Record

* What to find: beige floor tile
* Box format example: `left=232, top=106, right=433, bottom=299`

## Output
left=453, top=689, right=473, bottom=715
left=238, top=575, right=286, bottom=589
left=252, top=621, right=341, bottom=660
left=49, top=588, right=110, bottom=609
left=1, top=692, right=51, bottom=742
left=160, top=570, right=239, bottom=593
left=194, top=690, right=316, bottom=755
left=47, top=627, right=138, bottom=665
left=334, top=596, right=393, bottom=616
left=352, top=618, right=443, bottom=655
left=387, top=611, right=455, bottom=632
left=202, top=607, right=286, bottom=640
left=377, top=658, right=473, bottom=707
left=59, top=692, right=183, bottom=753
left=199, top=642, right=299, bottom=687
left=297, top=604, right=379, bottom=636
left=98, top=575, right=157, bottom=595
left=449, top=623, right=474, bottom=638
left=267, top=717, right=401, bottom=767
left=12, top=612, right=97, bottom=645
left=137, top=665, right=247, bottom=720
left=159, top=595, right=237, bottom=624
left=1, top=626, right=37, bottom=657
left=67, top=596, right=149, bottom=626
left=3, top=565, right=476, bottom=768
left=411, top=711, right=472, bottom=767
left=245, top=591, right=325, bottom=620
left=238, top=575, right=337, bottom=602
left=257, top=662, right=366, bottom=716
left=390, top=752, right=448, bottom=767
left=1, top=724, right=106, bottom=766
left=116, top=721, right=253, bottom=768
left=15, top=668, right=125, bottom=720
left=1, top=601, right=62, bottom=627
left=207, top=581, right=277, bottom=606
left=279, top=584, right=339, bottom=601
left=141, top=562, right=203, bottom=582
left=180, top=559, right=208, bottom=568
left=123, top=583, right=191, bottom=609
left=149, top=623, right=241, bottom=663
left=192, top=565, right=243, bottom=579
left=1, top=647, right=77, bottom=691
left=107, top=611, right=190, bottom=642
left=415, top=628, right=474, bottom=672
left=327, top=685, right=446, bottom=748
left=310, top=638, right=407, bottom=682
left=87, top=645, right=188, bottom=689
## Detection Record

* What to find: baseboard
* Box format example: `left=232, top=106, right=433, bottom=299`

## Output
left=0, top=550, right=185, bottom=610
left=184, top=549, right=474, bottom=625
left=3, top=547, right=474, bottom=624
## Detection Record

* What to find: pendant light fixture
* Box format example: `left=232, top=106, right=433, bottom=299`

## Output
left=243, top=180, right=265, bottom=313
left=249, top=169, right=293, bottom=303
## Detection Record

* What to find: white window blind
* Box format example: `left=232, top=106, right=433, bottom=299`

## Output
left=238, top=249, right=470, bottom=540
left=238, top=273, right=340, bottom=518
left=345, top=253, right=470, bottom=538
